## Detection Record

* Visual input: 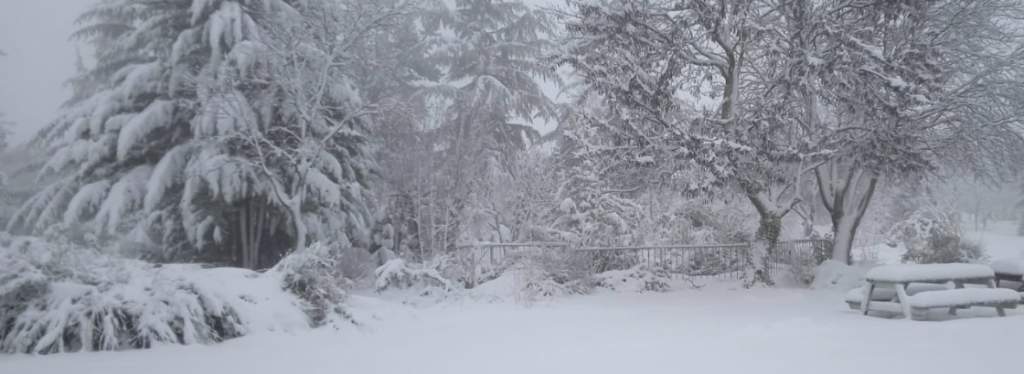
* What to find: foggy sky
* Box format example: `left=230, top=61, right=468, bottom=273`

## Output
left=0, top=0, right=89, bottom=146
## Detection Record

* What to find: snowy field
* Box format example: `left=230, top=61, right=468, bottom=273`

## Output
left=3, top=225, right=1023, bottom=374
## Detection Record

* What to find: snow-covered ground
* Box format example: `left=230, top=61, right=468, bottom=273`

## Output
left=966, top=221, right=1024, bottom=260
left=3, top=225, right=1024, bottom=374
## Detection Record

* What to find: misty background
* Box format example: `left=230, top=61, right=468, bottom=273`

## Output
left=2, top=0, right=1024, bottom=367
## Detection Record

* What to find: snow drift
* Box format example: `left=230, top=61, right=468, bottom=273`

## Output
left=0, top=237, right=350, bottom=354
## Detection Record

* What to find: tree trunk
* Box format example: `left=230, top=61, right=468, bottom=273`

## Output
left=830, top=215, right=859, bottom=265
left=743, top=192, right=783, bottom=288
left=802, top=198, right=816, bottom=238
left=817, top=166, right=878, bottom=265
left=744, top=211, right=781, bottom=288
left=291, top=200, right=307, bottom=253
left=253, top=200, right=265, bottom=268
left=240, top=205, right=250, bottom=269
left=281, top=183, right=307, bottom=255
left=238, top=200, right=267, bottom=270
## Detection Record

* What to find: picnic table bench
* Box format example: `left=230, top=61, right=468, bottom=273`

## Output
left=991, top=258, right=1024, bottom=292
left=857, top=264, right=1020, bottom=321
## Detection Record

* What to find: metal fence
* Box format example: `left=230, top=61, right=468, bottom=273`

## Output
left=461, top=239, right=829, bottom=281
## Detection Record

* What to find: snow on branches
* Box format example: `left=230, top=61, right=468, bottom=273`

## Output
left=10, top=0, right=395, bottom=267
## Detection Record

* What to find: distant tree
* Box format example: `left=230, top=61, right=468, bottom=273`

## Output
left=773, top=0, right=1024, bottom=264
left=551, top=0, right=815, bottom=287
left=414, top=0, right=559, bottom=251
left=0, top=49, right=11, bottom=152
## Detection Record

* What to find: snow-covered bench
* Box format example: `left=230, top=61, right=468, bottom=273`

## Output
left=844, top=283, right=948, bottom=310
left=859, top=264, right=1016, bottom=320
left=991, top=258, right=1024, bottom=291
left=907, top=288, right=1019, bottom=320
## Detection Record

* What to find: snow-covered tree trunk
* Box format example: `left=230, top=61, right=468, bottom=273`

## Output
left=288, top=195, right=307, bottom=254
left=239, top=199, right=267, bottom=269
left=816, top=163, right=878, bottom=265
left=742, top=193, right=785, bottom=288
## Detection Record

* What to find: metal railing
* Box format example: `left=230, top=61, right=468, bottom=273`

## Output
left=459, top=239, right=829, bottom=280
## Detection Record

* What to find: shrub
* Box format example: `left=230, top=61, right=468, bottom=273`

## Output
left=594, top=265, right=671, bottom=293
left=890, top=208, right=987, bottom=264
left=0, top=236, right=320, bottom=354
left=957, top=237, right=988, bottom=262
left=432, top=247, right=502, bottom=289
left=271, top=242, right=355, bottom=326
left=374, top=258, right=452, bottom=293
left=509, top=254, right=595, bottom=307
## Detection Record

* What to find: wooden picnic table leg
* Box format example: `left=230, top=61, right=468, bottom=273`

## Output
left=987, top=278, right=1007, bottom=317
left=860, top=281, right=875, bottom=316
left=894, top=282, right=913, bottom=320
left=948, top=280, right=966, bottom=316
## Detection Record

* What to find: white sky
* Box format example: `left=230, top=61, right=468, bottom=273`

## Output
left=0, top=0, right=561, bottom=148
left=0, top=0, right=90, bottom=146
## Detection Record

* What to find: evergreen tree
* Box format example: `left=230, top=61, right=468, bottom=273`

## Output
left=417, top=0, right=559, bottom=250
left=9, top=0, right=385, bottom=269
left=549, top=102, right=642, bottom=248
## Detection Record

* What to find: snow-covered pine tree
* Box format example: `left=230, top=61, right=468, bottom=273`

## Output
left=549, top=102, right=643, bottom=249
left=0, top=114, right=9, bottom=153
left=417, top=0, right=559, bottom=251
left=9, top=0, right=195, bottom=249
left=362, top=0, right=442, bottom=261
left=9, top=0, right=385, bottom=269
left=0, top=49, right=13, bottom=188
left=193, top=0, right=397, bottom=265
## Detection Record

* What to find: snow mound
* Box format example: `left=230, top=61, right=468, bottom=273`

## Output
left=810, top=260, right=870, bottom=291
left=990, top=258, right=1024, bottom=277
left=908, top=288, right=1020, bottom=308
left=594, top=266, right=671, bottom=293
left=469, top=271, right=516, bottom=300
left=866, top=264, right=994, bottom=283
left=467, top=263, right=594, bottom=305
left=0, top=237, right=318, bottom=354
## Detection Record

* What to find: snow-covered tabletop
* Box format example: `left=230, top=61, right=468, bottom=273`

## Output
left=865, top=264, right=995, bottom=283
left=990, top=258, right=1024, bottom=277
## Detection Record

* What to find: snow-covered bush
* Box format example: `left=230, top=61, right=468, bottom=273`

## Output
left=959, top=238, right=987, bottom=261
left=780, top=235, right=831, bottom=287
left=587, top=250, right=641, bottom=273
left=594, top=266, right=671, bottom=293
left=890, top=209, right=987, bottom=264
left=809, top=260, right=870, bottom=291
left=512, top=250, right=594, bottom=288
left=271, top=242, right=355, bottom=326
left=508, top=254, right=596, bottom=306
left=374, top=258, right=452, bottom=293
left=682, top=250, right=742, bottom=277
left=433, top=245, right=503, bottom=289
left=783, top=257, right=819, bottom=287
left=0, top=236, right=318, bottom=354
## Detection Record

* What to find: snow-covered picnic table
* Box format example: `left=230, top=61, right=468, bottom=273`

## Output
left=857, top=264, right=1019, bottom=321
left=991, top=258, right=1024, bottom=291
